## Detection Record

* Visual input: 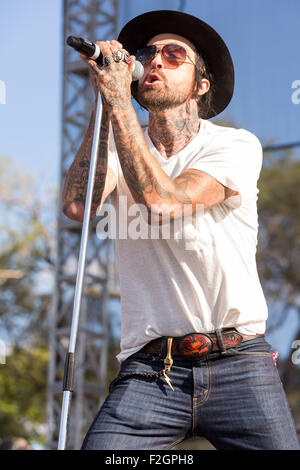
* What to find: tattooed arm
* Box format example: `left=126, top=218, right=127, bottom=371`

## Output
left=110, top=105, right=234, bottom=221
left=62, top=101, right=116, bottom=221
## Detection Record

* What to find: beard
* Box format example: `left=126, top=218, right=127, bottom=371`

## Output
left=137, top=80, right=195, bottom=112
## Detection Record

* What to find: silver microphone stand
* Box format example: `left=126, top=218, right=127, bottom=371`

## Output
left=57, top=92, right=103, bottom=450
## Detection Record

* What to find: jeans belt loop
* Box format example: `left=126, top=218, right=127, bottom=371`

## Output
left=215, top=329, right=226, bottom=353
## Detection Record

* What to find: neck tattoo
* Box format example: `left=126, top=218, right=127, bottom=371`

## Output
left=148, top=101, right=201, bottom=159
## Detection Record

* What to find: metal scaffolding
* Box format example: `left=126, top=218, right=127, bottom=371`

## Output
left=46, top=0, right=120, bottom=450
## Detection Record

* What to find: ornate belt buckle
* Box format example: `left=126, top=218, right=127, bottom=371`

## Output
left=178, top=333, right=213, bottom=359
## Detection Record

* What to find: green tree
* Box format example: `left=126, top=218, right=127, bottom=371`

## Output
left=0, top=344, right=48, bottom=442
left=257, top=150, right=300, bottom=342
left=257, top=149, right=300, bottom=426
left=0, top=157, right=54, bottom=444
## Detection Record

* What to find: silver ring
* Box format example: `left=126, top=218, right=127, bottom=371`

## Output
left=123, top=52, right=131, bottom=64
left=113, top=49, right=124, bottom=62
left=103, top=56, right=114, bottom=66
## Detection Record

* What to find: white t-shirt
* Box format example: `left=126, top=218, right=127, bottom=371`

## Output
left=106, top=119, right=268, bottom=363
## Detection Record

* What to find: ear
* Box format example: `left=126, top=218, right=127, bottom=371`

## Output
left=197, top=78, right=210, bottom=97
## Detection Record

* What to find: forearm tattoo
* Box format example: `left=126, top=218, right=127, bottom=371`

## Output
left=62, top=106, right=111, bottom=217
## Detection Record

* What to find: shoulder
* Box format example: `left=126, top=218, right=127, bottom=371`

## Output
left=202, top=121, right=262, bottom=164
left=203, top=120, right=261, bottom=147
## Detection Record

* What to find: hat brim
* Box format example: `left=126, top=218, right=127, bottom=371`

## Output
left=118, top=10, right=234, bottom=119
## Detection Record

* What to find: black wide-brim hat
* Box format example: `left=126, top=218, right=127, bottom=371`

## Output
left=118, top=10, right=234, bottom=119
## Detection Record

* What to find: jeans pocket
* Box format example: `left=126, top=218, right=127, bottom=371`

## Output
left=222, top=347, right=284, bottom=387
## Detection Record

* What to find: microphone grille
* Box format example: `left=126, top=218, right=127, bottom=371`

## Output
left=132, top=61, right=144, bottom=81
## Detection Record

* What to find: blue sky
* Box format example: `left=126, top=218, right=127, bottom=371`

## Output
left=0, top=0, right=299, bottom=188
left=0, top=0, right=299, bottom=357
left=0, top=0, right=62, bottom=193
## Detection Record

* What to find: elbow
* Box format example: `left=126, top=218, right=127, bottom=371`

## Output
left=145, top=200, right=196, bottom=226
left=62, top=200, right=97, bottom=222
left=145, top=201, right=181, bottom=226
left=62, top=200, right=84, bottom=222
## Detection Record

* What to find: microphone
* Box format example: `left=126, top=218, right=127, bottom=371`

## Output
left=66, top=36, right=144, bottom=81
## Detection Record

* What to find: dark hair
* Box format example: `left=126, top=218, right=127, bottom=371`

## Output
left=194, top=52, right=214, bottom=119
left=131, top=51, right=214, bottom=119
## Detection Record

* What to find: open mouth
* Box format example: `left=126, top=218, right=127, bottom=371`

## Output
left=145, top=74, right=161, bottom=85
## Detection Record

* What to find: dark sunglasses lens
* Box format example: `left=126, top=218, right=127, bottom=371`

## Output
left=136, top=45, right=157, bottom=64
left=163, top=44, right=187, bottom=64
left=135, top=44, right=188, bottom=69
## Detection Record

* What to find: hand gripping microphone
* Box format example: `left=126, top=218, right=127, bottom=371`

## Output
left=66, top=36, right=144, bottom=81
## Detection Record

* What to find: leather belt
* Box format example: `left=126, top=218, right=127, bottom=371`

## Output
left=141, top=329, right=264, bottom=360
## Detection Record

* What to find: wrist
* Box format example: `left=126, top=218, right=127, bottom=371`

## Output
left=110, top=98, right=134, bottom=118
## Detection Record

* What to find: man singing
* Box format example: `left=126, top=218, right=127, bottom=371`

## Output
left=62, top=10, right=299, bottom=450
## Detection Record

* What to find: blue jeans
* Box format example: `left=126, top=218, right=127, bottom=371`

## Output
left=81, top=337, right=299, bottom=450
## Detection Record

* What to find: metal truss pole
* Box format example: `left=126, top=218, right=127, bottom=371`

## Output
left=46, top=0, right=120, bottom=450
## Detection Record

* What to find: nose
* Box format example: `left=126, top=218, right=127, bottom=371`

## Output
left=150, top=50, right=164, bottom=69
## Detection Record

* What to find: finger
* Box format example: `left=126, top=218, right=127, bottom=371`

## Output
left=98, top=41, right=112, bottom=57
left=90, top=40, right=110, bottom=61
left=128, top=55, right=136, bottom=73
left=86, top=58, right=102, bottom=76
left=79, top=53, right=89, bottom=63
left=110, top=40, right=123, bottom=49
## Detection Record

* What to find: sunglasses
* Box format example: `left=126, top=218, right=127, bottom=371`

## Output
left=136, top=43, right=197, bottom=70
